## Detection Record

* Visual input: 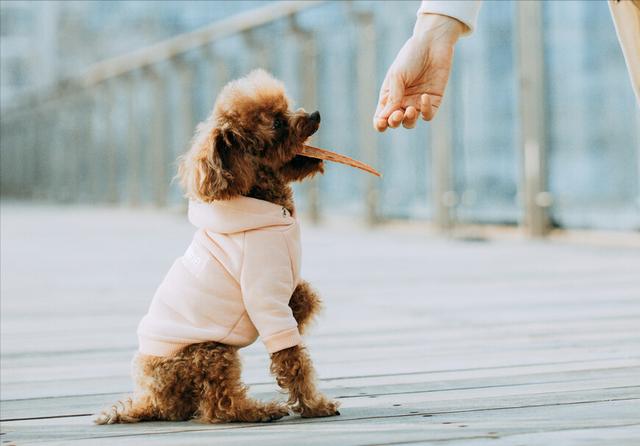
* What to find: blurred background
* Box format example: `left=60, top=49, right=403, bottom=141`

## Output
left=3, top=3, right=640, bottom=441
left=1, top=0, right=639, bottom=234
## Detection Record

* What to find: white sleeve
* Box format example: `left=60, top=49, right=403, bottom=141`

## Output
left=418, top=0, right=482, bottom=36
left=240, top=230, right=302, bottom=354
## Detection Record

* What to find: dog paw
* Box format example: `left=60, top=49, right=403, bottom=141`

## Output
left=236, top=403, right=290, bottom=423
left=94, top=411, right=112, bottom=425
left=261, top=403, right=290, bottom=422
left=299, top=399, right=341, bottom=418
left=94, top=401, right=141, bottom=425
left=94, top=408, right=139, bottom=425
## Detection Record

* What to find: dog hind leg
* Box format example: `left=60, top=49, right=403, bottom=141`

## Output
left=94, top=396, right=156, bottom=425
left=95, top=350, right=198, bottom=424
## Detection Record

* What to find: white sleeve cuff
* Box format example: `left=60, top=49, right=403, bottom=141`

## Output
left=418, top=0, right=482, bottom=36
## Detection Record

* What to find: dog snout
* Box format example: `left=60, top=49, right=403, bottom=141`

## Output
left=309, top=111, right=321, bottom=123
left=292, top=109, right=321, bottom=138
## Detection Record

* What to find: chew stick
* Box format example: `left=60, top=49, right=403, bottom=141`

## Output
left=300, top=145, right=381, bottom=177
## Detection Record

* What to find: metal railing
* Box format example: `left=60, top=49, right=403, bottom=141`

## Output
left=1, top=1, right=638, bottom=234
left=1, top=0, right=343, bottom=212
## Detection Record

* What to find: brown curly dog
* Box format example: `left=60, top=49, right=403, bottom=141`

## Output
left=95, top=70, right=339, bottom=424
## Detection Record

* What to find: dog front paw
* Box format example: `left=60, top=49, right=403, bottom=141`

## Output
left=298, top=398, right=341, bottom=418
left=222, top=402, right=290, bottom=423
left=261, top=402, right=291, bottom=422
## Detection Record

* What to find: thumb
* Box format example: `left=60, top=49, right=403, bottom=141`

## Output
left=380, top=72, right=405, bottom=118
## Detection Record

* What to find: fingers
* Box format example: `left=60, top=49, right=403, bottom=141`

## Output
left=402, top=106, right=418, bottom=129
left=388, top=110, right=404, bottom=129
left=373, top=71, right=405, bottom=132
left=374, top=116, right=389, bottom=132
left=374, top=97, right=438, bottom=131
left=373, top=95, right=390, bottom=132
left=386, top=75, right=408, bottom=130
left=385, top=73, right=405, bottom=116
left=373, top=74, right=390, bottom=131
left=373, top=72, right=442, bottom=130
left=420, top=94, right=434, bottom=121
left=374, top=104, right=424, bottom=131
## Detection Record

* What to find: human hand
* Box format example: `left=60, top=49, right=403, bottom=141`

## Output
left=373, top=14, right=466, bottom=131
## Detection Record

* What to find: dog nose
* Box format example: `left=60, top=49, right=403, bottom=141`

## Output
left=309, top=111, right=321, bottom=123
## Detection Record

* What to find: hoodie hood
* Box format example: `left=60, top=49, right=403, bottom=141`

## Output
left=188, top=197, right=295, bottom=234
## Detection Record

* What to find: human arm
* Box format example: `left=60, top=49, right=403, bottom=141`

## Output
left=373, top=1, right=481, bottom=131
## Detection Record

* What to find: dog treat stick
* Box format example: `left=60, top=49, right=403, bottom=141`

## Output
left=301, top=145, right=381, bottom=177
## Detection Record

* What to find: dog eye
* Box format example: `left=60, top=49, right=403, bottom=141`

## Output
left=273, top=118, right=284, bottom=129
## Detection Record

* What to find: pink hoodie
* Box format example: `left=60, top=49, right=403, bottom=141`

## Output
left=137, top=197, right=302, bottom=357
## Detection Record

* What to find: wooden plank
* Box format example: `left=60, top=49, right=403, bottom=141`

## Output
left=4, top=302, right=639, bottom=344
left=4, top=327, right=639, bottom=397
left=3, top=293, right=639, bottom=357
left=463, top=425, right=640, bottom=446
left=3, top=313, right=639, bottom=366
left=1, top=388, right=638, bottom=444
left=2, top=205, right=639, bottom=444
left=3, top=361, right=639, bottom=421
left=4, top=339, right=639, bottom=400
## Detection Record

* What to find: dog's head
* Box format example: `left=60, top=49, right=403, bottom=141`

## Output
left=178, top=69, right=320, bottom=202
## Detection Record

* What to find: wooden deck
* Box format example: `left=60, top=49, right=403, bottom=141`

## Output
left=1, top=203, right=639, bottom=445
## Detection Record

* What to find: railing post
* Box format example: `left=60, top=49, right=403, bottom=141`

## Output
left=144, top=67, right=168, bottom=207
left=100, top=81, right=118, bottom=204
left=431, top=94, right=456, bottom=232
left=516, top=1, right=551, bottom=237
left=51, top=99, right=66, bottom=202
left=33, top=106, right=52, bottom=200
left=0, top=121, right=9, bottom=195
left=175, top=58, right=195, bottom=143
left=88, top=92, right=101, bottom=202
left=32, top=108, right=45, bottom=199
left=174, top=56, right=197, bottom=207
left=1, top=121, right=15, bottom=196
left=125, top=72, right=141, bottom=206
left=76, top=91, right=93, bottom=202
left=353, top=8, right=379, bottom=225
left=15, top=119, right=26, bottom=197
left=289, top=16, right=321, bottom=223
left=66, top=94, right=81, bottom=203
left=21, top=116, right=30, bottom=197
left=201, top=45, right=229, bottom=113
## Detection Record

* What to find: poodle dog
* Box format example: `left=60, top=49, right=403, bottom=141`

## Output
left=96, top=69, right=339, bottom=424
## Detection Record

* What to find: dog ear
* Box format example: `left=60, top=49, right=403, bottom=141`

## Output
left=178, top=125, right=254, bottom=202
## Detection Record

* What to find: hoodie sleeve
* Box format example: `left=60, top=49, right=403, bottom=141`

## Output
left=240, top=230, right=302, bottom=354
left=418, top=1, right=482, bottom=35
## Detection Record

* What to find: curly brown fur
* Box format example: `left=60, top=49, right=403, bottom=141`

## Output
left=280, top=155, right=324, bottom=183
left=247, top=165, right=295, bottom=214
left=96, top=342, right=289, bottom=424
left=289, top=280, right=323, bottom=335
left=270, top=345, right=340, bottom=418
left=177, top=69, right=324, bottom=211
left=97, top=70, right=332, bottom=425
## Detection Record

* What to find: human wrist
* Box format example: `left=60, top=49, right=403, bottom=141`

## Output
left=413, top=13, right=466, bottom=45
